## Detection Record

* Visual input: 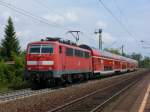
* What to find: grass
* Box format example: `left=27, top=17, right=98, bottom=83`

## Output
left=0, top=83, right=11, bottom=92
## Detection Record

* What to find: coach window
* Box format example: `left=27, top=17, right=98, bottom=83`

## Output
left=66, top=48, right=73, bottom=56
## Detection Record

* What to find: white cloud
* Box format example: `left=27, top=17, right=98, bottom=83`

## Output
left=1, top=12, right=19, bottom=22
left=126, top=37, right=135, bottom=43
left=1, top=12, right=11, bottom=20
left=43, top=14, right=65, bottom=25
left=65, top=12, right=79, bottom=22
left=96, top=20, right=107, bottom=28
left=16, top=30, right=31, bottom=37
left=16, top=30, right=32, bottom=49
left=93, top=32, right=115, bottom=45
left=103, top=32, right=115, bottom=44
left=43, top=10, right=79, bottom=25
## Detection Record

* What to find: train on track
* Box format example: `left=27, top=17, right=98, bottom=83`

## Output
left=25, top=37, right=138, bottom=87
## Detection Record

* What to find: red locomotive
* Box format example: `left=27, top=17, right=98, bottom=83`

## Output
left=25, top=37, right=138, bottom=87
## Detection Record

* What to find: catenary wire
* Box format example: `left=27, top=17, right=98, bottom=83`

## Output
left=98, top=0, right=137, bottom=41
left=0, top=0, right=69, bottom=31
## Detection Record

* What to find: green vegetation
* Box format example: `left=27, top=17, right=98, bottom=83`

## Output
left=1, top=17, right=21, bottom=61
left=104, top=48, right=121, bottom=55
left=104, top=48, right=150, bottom=68
left=0, top=17, right=30, bottom=92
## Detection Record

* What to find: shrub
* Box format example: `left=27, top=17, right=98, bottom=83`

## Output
left=9, top=76, right=31, bottom=90
left=0, top=51, right=30, bottom=90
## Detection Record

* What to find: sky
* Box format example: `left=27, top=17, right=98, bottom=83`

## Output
left=0, top=0, right=149, bottom=57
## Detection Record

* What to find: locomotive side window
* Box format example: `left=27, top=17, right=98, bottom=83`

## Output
left=75, top=50, right=89, bottom=58
left=84, top=52, right=90, bottom=58
left=75, top=50, right=79, bottom=57
left=75, top=50, right=83, bottom=57
left=80, top=51, right=84, bottom=57
left=66, top=48, right=89, bottom=58
left=41, top=45, right=53, bottom=53
left=59, top=46, right=62, bottom=53
left=29, top=45, right=41, bottom=53
left=66, top=48, right=73, bottom=56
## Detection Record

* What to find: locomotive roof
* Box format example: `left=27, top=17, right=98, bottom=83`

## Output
left=29, top=37, right=78, bottom=46
left=28, top=40, right=90, bottom=52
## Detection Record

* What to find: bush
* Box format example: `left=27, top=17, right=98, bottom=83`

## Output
left=9, top=76, right=31, bottom=90
left=0, top=51, right=31, bottom=91
left=0, top=61, right=6, bottom=83
left=0, top=60, right=12, bottom=83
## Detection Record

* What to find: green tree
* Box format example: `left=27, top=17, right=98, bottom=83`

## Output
left=141, top=57, right=150, bottom=68
left=129, top=53, right=142, bottom=67
left=130, top=53, right=143, bottom=62
left=1, top=17, right=20, bottom=60
left=104, top=48, right=121, bottom=55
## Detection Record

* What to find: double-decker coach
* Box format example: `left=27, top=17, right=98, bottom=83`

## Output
left=80, top=44, right=138, bottom=76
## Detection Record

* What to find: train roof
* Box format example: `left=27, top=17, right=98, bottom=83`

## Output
left=28, top=38, right=137, bottom=64
left=79, top=44, right=138, bottom=63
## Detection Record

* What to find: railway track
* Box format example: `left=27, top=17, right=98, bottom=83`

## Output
left=0, top=82, right=90, bottom=103
left=0, top=77, right=128, bottom=103
left=0, top=88, right=55, bottom=103
left=48, top=73, right=145, bottom=112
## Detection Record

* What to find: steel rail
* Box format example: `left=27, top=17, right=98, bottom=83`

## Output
left=0, top=88, right=54, bottom=103
left=90, top=79, right=140, bottom=112
left=48, top=74, right=141, bottom=112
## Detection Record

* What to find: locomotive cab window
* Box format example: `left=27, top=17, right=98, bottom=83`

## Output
left=29, top=44, right=53, bottom=54
left=41, top=45, right=53, bottom=53
left=29, top=45, right=41, bottom=53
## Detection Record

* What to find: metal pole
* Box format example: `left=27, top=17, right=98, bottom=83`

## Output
left=100, top=30, right=102, bottom=50
left=121, top=45, right=124, bottom=56
left=99, top=32, right=101, bottom=50
left=95, top=29, right=102, bottom=50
